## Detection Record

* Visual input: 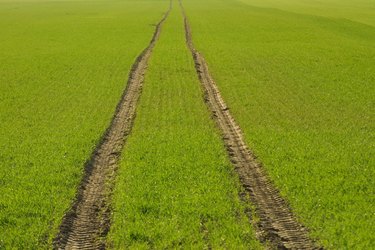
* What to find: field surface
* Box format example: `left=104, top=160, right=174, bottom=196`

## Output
left=184, top=0, right=375, bottom=248
left=0, top=0, right=374, bottom=249
left=0, top=0, right=168, bottom=248
left=108, top=4, right=261, bottom=248
left=241, top=0, right=375, bottom=27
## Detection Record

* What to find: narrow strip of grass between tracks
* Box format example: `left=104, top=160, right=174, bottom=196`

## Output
left=53, top=3, right=171, bottom=249
left=179, top=1, right=320, bottom=249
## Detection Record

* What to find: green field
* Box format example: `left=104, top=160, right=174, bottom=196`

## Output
left=108, top=7, right=261, bottom=248
left=240, top=0, right=375, bottom=27
left=184, top=0, right=375, bottom=248
left=0, top=0, right=168, bottom=248
left=1, top=0, right=374, bottom=249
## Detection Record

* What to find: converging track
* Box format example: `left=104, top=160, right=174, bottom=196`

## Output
left=53, top=0, right=320, bottom=248
left=53, top=3, right=171, bottom=249
left=179, top=1, right=319, bottom=249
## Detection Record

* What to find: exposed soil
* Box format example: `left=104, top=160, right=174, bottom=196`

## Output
left=179, top=2, right=320, bottom=249
left=200, top=216, right=212, bottom=249
left=53, top=4, right=171, bottom=249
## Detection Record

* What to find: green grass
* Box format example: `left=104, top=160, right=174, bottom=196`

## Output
left=183, top=0, right=375, bottom=248
left=1, top=0, right=374, bottom=248
left=108, top=3, right=262, bottom=249
left=240, top=0, right=375, bottom=27
left=0, top=0, right=168, bottom=248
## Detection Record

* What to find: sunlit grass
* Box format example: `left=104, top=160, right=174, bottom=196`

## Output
left=184, top=0, right=375, bottom=248
left=0, top=0, right=168, bottom=248
left=108, top=5, right=262, bottom=249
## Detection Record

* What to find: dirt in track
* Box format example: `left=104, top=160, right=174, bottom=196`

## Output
left=179, top=2, right=320, bottom=249
left=53, top=4, right=171, bottom=249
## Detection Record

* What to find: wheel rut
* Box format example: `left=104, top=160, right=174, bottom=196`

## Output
left=179, top=1, right=320, bottom=249
left=53, top=3, right=171, bottom=249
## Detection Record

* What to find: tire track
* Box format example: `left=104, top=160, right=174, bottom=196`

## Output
left=179, top=2, right=320, bottom=249
left=53, top=3, right=171, bottom=249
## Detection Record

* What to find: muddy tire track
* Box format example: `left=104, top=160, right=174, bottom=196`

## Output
left=53, top=4, right=171, bottom=249
left=179, top=2, right=319, bottom=249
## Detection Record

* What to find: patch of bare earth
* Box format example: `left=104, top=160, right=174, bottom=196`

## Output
left=179, top=1, right=320, bottom=249
left=53, top=4, right=171, bottom=249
